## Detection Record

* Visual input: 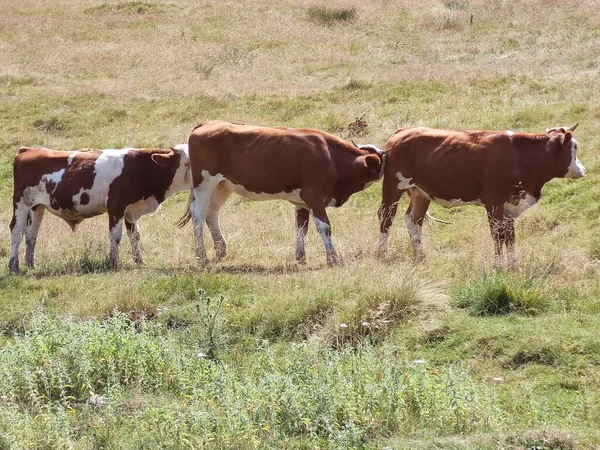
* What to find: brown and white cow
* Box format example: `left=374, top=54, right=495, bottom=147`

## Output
left=178, top=120, right=385, bottom=265
left=377, top=124, right=585, bottom=267
left=9, top=145, right=190, bottom=273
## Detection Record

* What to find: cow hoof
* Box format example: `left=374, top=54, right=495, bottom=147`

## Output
left=196, top=256, right=209, bottom=266
left=8, top=257, right=20, bottom=274
left=327, top=255, right=343, bottom=267
left=133, top=257, right=145, bottom=265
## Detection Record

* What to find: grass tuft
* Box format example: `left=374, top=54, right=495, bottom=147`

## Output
left=84, top=1, right=166, bottom=15
left=307, top=7, right=356, bottom=25
left=452, top=272, right=550, bottom=316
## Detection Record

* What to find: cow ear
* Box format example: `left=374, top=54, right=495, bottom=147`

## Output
left=151, top=152, right=174, bottom=166
left=364, top=154, right=381, bottom=172
left=561, top=131, right=572, bottom=148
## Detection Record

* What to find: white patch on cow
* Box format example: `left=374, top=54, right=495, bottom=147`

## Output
left=328, top=198, right=337, bottom=207
left=396, top=171, right=415, bottom=190
left=19, top=168, right=67, bottom=213
left=65, top=149, right=131, bottom=217
left=506, top=130, right=514, bottom=137
left=171, top=144, right=188, bottom=152
left=67, top=151, right=79, bottom=165
left=503, top=193, right=538, bottom=218
left=417, top=187, right=482, bottom=208
left=42, top=168, right=66, bottom=187
left=165, top=146, right=191, bottom=198
left=565, top=138, right=585, bottom=179
left=206, top=170, right=306, bottom=207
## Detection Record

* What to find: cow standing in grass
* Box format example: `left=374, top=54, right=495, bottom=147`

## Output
left=178, top=120, right=385, bottom=266
left=377, top=123, right=585, bottom=267
left=9, top=145, right=190, bottom=273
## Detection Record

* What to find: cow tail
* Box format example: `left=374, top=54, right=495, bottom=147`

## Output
left=176, top=189, right=194, bottom=228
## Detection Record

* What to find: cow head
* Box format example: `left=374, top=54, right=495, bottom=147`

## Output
left=330, top=143, right=385, bottom=207
left=152, top=144, right=191, bottom=194
left=545, top=123, right=585, bottom=179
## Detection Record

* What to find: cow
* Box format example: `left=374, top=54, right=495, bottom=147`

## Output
left=178, top=120, right=385, bottom=266
left=9, top=145, right=190, bottom=273
left=377, top=123, right=585, bottom=267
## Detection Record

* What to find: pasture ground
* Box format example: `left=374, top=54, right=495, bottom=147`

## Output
left=1, top=0, right=600, bottom=448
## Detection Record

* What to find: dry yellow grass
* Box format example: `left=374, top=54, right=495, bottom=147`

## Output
left=1, top=1, right=600, bottom=446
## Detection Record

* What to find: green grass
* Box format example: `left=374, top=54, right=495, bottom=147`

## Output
left=1, top=0, right=600, bottom=447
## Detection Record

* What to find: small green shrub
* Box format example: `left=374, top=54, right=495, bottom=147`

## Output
left=443, top=0, right=470, bottom=10
left=307, top=7, right=356, bottom=25
left=452, top=272, right=550, bottom=316
left=33, top=115, right=68, bottom=134
left=84, top=1, right=164, bottom=15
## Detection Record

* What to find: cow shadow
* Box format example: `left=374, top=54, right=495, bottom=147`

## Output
left=12, top=257, right=119, bottom=278
left=153, top=261, right=322, bottom=277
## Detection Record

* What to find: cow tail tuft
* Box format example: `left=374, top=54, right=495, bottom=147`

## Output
left=176, top=189, right=194, bottom=228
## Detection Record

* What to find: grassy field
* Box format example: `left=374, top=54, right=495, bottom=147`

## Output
left=1, top=0, right=600, bottom=448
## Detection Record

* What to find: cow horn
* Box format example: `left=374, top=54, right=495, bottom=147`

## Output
left=568, top=122, right=579, bottom=132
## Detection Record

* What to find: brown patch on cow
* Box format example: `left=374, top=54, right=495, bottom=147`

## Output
left=187, top=121, right=383, bottom=205
left=379, top=126, right=584, bottom=264
left=13, top=148, right=99, bottom=214
left=107, top=150, right=181, bottom=225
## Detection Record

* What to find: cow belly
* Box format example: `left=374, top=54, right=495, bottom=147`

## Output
left=503, top=194, right=537, bottom=218
left=221, top=179, right=306, bottom=206
left=417, top=187, right=482, bottom=208
left=124, top=197, right=160, bottom=222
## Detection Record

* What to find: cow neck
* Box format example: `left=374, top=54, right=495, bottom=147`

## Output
left=514, top=134, right=560, bottom=198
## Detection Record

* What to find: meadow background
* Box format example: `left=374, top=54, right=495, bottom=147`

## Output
left=1, top=0, right=600, bottom=448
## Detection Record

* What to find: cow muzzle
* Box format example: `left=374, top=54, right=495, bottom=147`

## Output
left=566, top=157, right=585, bottom=179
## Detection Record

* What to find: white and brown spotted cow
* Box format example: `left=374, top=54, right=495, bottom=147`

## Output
left=378, top=123, right=585, bottom=267
left=9, top=145, right=190, bottom=273
left=178, top=120, right=385, bottom=266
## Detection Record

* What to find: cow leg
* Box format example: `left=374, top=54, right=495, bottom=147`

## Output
left=485, top=205, right=507, bottom=268
left=191, top=177, right=222, bottom=264
left=295, top=206, right=310, bottom=264
left=300, top=188, right=339, bottom=265
left=9, top=202, right=30, bottom=274
left=25, top=205, right=45, bottom=268
left=125, top=220, right=143, bottom=264
left=377, top=175, right=408, bottom=258
left=205, top=182, right=231, bottom=260
left=504, top=218, right=517, bottom=269
left=405, top=189, right=430, bottom=262
left=108, top=215, right=124, bottom=268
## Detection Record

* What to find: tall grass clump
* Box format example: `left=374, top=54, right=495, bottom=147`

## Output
left=0, top=312, right=216, bottom=404
left=325, top=270, right=448, bottom=348
left=452, top=272, right=551, bottom=316
left=307, top=7, right=356, bottom=25
left=0, top=326, right=502, bottom=447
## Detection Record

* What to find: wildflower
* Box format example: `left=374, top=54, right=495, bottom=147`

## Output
left=492, top=377, right=504, bottom=383
left=413, top=358, right=426, bottom=364
left=197, top=352, right=208, bottom=358
left=430, top=368, right=439, bottom=376
left=339, top=323, right=348, bottom=328
left=361, top=321, right=370, bottom=327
